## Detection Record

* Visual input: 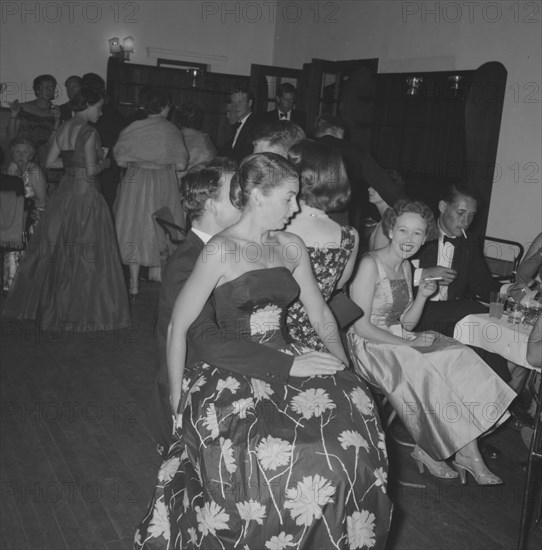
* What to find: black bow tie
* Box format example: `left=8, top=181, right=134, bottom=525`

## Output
left=233, top=121, right=242, bottom=130
left=443, top=235, right=461, bottom=246
left=279, top=112, right=288, bottom=119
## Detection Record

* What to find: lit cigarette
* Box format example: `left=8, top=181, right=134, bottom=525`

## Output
left=461, top=228, right=467, bottom=239
left=424, top=276, right=443, bottom=281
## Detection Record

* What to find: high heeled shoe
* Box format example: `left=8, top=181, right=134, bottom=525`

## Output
left=410, top=445, right=458, bottom=479
left=452, top=454, right=503, bottom=485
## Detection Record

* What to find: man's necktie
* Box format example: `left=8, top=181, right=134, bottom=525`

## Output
left=279, top=112, right=288, bottom=119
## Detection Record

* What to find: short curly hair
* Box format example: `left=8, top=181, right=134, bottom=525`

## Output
left=287, top=139, right=350, bottom=212
left=381, top=200, right=438, bottom=240
left=181, top=157, right=238, bottom=222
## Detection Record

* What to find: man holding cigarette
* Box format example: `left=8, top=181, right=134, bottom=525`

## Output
left=412, top=184, right=509, bottom=384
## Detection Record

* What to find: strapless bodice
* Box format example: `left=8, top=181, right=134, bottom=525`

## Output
left=213, top=267, right=299, bottom=348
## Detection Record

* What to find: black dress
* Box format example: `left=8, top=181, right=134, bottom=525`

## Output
left=135, top=267, right=392, bottom=550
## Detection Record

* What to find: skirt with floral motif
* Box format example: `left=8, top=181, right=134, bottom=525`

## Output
left=135, top=357, right=393, bottom=550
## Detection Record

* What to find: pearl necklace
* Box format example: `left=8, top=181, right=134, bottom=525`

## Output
left=303, top=206, right=327, bottom=218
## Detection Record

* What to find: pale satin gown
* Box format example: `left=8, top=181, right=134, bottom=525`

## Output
left=347, top=252, right=516, bottom=460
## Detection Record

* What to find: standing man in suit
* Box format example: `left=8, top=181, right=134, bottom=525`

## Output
left=412, top=183, right=509, bottom=384
left=259, top=83, right=307, bottom=131
left=314, top=114, right=407, bottom=232
left=219, top=89, right=258, bottom=163
left=58, top=75, right=82, bottom=122
left=148, top=157, right=340, bottom=453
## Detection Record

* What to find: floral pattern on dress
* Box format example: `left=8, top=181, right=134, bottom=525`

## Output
left=287, top=225, right=356, bottom=351
left=135, top=267, right=392, bottom=549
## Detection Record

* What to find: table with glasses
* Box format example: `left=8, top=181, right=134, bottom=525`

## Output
left=454, top=311, right=541, bottom=550
left=453, top=312, right=536, bottom=369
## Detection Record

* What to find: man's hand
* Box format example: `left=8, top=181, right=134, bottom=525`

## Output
left=408, top=333, right=436, bottom=347
left=422, top=266, right=457, bottom=285
left=290, top=351, right=345, bottom=377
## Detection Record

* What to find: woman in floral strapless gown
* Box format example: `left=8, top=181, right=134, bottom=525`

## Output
left=135, top=153, right=392, bottom=550
left=3, top=87, right=130, bottom=331
left=347, top=200, right=515, bottom=485
left=286, top=139, right=360, bottom=351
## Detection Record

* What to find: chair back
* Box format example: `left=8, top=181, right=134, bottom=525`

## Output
left=152, top=207, right=187, bottom=268
left=483, top=236, right=524, bottom=282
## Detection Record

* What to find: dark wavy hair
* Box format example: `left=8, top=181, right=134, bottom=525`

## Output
left=287, top=139, right=350, bottom=212
left=70, top=86, right=105, bottom=112
left=140, top=88, right=171, bottom=115
left=181, top=158, right=238, bottom=222
left=32, top=74, right=57, bottom=94
left=230, top=153, right=298, bottom=209
left=175, top=103, right=204, bottom=130
left=440, top=182, right=481, bottom=206
left=381, top=200, right=438, bottom=240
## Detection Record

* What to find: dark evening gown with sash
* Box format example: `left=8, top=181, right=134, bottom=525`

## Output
left=3, top=124, right=131, bottom=331
left=135, top=267, right=392, bottom=550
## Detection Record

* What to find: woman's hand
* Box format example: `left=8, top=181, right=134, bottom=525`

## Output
left=290, top=351, right=345, bottom=377
left=419, top=278, right=438, bottom=298
left=408, top=332, right=436, bottom=347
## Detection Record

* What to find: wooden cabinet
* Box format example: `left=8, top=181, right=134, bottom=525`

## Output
left=358, top=62, right=507, bottom=235
left=106, top=57, right=249, bottom=147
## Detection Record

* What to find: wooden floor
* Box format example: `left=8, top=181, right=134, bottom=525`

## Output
left=1, top=282, right=541, bottom=550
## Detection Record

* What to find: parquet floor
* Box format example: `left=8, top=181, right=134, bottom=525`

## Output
left=1, top=282, right=541, bottom=550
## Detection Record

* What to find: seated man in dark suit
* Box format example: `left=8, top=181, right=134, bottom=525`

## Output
left=219, top=89, right=258, bottom=163
left=412, top=183, right=509, bottom=383
left=314, top=114, right=407, bottom=233
left=258, top=82, right=307, bottom=131
left=148, top=157, right=335, bottom=453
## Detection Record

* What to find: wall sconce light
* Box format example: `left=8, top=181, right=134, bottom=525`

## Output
left=406, top=76, right=423, bottom=96
left=448, top=75, right=463, bottom=95
left=109, top=36, right=135, bottom=61
left=189, top=68, right=203, bottom=87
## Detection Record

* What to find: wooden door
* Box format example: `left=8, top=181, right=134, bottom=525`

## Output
left=302, top=58, right=378, bottom=135
left=249, top=64, right=303, bottom=115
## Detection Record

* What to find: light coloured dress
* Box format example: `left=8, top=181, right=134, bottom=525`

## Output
left=114, top=117, right=187, bottom=267
left=347, top=253, right=516, bottom=460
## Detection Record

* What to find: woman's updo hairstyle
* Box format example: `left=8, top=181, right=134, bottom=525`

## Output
left=287, top=139, right=350, bottom=212
left=140, top=87, right=171, bottom=115
left=230, top=153, right=298, bottom=209
left=70, top=86, right=104, bottom=112
left=382, top=199, right=438, bottom=240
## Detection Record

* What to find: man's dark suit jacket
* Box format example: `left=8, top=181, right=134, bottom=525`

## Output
left=413, top=233, right=509, bottom=381
left=416, top=234, right=495, bottom=302
left=315, top=135, right=407, bottom=230
left=220, top=113, right=258, bottom=163
left=258, top=109, right=307, bottom=131
left=148, top=230, right=294, bottom=449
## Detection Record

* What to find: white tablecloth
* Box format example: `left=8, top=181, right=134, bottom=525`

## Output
left=453, top=313, right=537, bottom=369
